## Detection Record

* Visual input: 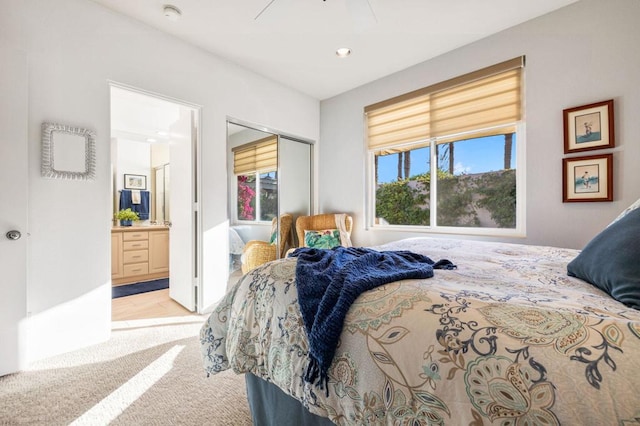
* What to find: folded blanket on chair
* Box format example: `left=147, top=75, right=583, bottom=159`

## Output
left=290, top=246, right=456, bottom=395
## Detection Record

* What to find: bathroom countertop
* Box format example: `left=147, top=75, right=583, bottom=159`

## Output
left=111, top=225, right=170, bottom=231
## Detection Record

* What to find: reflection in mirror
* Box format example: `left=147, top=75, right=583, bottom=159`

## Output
left=227, top=122, right=278, bottom=280
left=153, top=163, right=170, bottom=223
left=41, top=122, right=96, bottom=180
left=228, top=123, right=278, bottom=223
left=150, top=140, right=171, bottom=224
left=278, top=137, right=312, bottom=247
left=227, top=120, right=313, bottom=289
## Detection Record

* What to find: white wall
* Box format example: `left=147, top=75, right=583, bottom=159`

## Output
left=151, top=143, right=170, bottom=168
left=319, top=0, right=640, bottom=250
left=115, top=139, right=150, bottom=190
left=1, top=0, right=318, bottom=363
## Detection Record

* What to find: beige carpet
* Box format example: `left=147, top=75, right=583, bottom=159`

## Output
left=0, top=316, right=251, bottom=425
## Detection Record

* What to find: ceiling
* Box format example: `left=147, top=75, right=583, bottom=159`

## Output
left=92, top=0, right=577, bottom=101
left=110, top=86, right=189, bottom=143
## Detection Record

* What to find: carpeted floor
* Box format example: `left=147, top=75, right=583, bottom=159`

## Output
left=0, top=316, right=251, bottom=425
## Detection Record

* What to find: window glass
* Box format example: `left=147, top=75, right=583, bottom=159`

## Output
left=236, top=171, right=278, bottom=222
left=237, top=174, right=256, bottom=221
left=375, top=146, right=430, bottom=226
left=259, top=171, right=278, bottom=221
left=436, top=134, right=516, bottom=228
left=373, top=129, right=517, bottom=230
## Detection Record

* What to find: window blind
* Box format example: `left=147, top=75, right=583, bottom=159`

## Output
left=366, top=56, right=524, bottom=154
left=232, top=135, right=278, bottom=174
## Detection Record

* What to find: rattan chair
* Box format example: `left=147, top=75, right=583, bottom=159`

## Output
left=295, top=213, right=353, bottom=248
left=241, top=213, right=293, bottom=274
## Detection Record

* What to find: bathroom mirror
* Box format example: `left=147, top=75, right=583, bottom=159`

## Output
left=153, top=163, right=170, bottom=223
left=41, top=122, right=96, bottom=180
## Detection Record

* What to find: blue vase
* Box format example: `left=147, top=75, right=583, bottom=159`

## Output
left=120, top=219, right=132, bottom=227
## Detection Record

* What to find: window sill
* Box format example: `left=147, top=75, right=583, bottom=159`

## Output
left=369, top=224, right=526, bottom=239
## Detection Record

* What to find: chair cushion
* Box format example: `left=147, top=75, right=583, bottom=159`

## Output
left=567, top=207, right=640, bottom=310
left=304, top=229, right=341, bottom=249
left=269, top=218, right=278, bottom=244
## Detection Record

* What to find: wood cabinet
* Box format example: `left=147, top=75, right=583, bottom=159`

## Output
left=111, top=227, right=170, bottom=286
left=149, top=230, right=170, bottom=274
left=111, top=231, right=123, bottom=279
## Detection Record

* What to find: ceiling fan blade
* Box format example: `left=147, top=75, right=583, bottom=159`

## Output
left=346, top=0, right=377, bottom=31
left=255, top=0, right=277, bottom=20
left=255, top=0, right=377, bottom=29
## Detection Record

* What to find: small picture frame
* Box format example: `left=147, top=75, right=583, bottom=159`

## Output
left=563, top=99, right=614, bottom=153
left=562, top=153, right=613, bottom=202
left=124, top=174, right=147, bottom=190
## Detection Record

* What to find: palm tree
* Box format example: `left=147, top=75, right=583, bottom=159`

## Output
left=503, top=133, right=513, bottom=170
left=438, top=143, right=455, bottom=174
left=404, top=151, right=411, bottom=179
left=396, top=151, right=412, bottom=180
left=375, top=155, right=379, bottom=184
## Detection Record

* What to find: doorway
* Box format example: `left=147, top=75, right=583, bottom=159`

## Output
left=109, top=83, right=201, bottom=320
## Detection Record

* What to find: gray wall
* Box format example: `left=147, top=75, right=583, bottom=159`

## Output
left=319, top=0, right=640, bottom=250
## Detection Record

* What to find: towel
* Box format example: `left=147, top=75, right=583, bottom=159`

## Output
left=119, top=190, right=133, bottom=211
left=119, top=190, right=150, bottom=220
left=136, top=191, right=150, bottom=220
left=131, top=190, right=141, bottom=204
left=290, top=246, right=456, bottom=395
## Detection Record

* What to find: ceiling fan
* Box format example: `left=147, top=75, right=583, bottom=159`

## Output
left=255, top=0, right=378, bottom=30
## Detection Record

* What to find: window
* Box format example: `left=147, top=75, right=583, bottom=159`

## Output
left=233, top=136, right=278, bottom=222
left=366, top=57, right=524, bottom=235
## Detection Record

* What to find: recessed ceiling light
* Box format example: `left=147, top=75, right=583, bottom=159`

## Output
left=163, top=5, right=182, bottom=21
left=156, top=131, right=169, bottom=136
left=336, top=47, right=352, bottom=58
left=146, top=138, right=158, bottom=143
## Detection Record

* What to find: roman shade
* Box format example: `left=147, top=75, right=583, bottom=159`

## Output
left=232, top=135, right=278, bottom=174
left=366, top=56, right=524, bottom=155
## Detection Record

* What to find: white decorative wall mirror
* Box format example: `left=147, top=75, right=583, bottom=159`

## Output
left=42, top=122, right=96, bottom=180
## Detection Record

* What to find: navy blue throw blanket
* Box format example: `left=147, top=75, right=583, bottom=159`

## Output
left=289, top=246, right=456, bottom=394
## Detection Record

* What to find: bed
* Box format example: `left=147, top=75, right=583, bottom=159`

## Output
left=200, top=220, right=640, bottom=424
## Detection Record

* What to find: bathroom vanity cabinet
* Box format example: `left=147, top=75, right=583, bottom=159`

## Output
left=111, top=226, right=169, bottom=285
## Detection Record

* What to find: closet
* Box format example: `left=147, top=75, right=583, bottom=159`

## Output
left=227, top=120, right=313, bottom=279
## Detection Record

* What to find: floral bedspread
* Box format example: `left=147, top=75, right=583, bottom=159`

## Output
left=200, top=237, right=640, bottom=425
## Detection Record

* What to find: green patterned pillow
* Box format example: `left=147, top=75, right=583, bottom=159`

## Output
left=304, top=229, right=341, bottom=249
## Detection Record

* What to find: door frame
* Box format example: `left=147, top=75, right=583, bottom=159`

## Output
left=0, top=45, right=28, bottom=376
left=108, top=81, right=203, bottom=312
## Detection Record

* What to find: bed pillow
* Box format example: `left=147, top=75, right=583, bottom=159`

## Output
left=567, top=207, right=640, bottom=309
left=607, top=197, right=640, bottom=227
left=304, top=229, right=341, bottom=249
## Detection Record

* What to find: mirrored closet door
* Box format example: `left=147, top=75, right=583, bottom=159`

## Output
left=227, top=121, right=313, bottom=282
